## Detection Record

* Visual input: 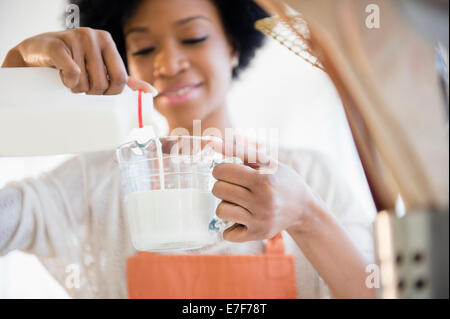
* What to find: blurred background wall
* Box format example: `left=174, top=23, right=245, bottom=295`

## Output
left=0, top=0, right=376, bottom=298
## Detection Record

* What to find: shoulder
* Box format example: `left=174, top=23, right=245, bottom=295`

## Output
left=79, top=149, right=118, bottom=174
left=277, top=147, right=338, bottom=191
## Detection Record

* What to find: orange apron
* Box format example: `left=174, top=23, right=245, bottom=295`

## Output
left=127, top=232, right=298, bottom=298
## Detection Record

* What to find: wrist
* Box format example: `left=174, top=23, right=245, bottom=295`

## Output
left=286, top=191, right=329, bottom=238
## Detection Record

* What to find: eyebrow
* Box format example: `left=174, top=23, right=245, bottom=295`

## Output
left=176, top=15, right=210, bottom=26
left=124, top=27, right=148, bottom=38
left=124, top=16, right=210, bottom=37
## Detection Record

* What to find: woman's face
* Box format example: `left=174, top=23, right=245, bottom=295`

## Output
left=124, top=0, right=237, bottom=130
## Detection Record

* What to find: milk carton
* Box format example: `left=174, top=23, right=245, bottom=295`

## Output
left=0, top=67, right=161, bottom=156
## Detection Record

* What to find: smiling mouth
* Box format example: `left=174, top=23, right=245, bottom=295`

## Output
left=159, top=83, right=202, bottom=98
left=165, top=86, right=195, bottom=97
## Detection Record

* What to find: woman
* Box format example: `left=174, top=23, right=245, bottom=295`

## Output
left=0, top=0, right=375, bottom=298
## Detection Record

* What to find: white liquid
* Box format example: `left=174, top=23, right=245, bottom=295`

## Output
left=155, top=138, right=165, bottom=190
left=125, top=188, right=219, bottom=251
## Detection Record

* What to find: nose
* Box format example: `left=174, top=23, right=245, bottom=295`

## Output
left=153, top=41, right=189, bottom=78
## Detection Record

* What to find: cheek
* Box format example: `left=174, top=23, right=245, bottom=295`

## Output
left=196, top=44, right=233, bottom=98
left=127, top=58, right=155, bottom=84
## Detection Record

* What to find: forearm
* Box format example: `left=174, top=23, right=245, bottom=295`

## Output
left=0, top=155, right=89, bottom=257
left=287, top=198, right=376, bottom=299
left=0, top=187, right=33, bottom=255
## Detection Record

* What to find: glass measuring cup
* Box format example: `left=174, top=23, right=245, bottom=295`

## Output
left=116, top=136, right=236, bottom=252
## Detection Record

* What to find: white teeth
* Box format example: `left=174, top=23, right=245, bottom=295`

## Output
left=166, top=86, right=193, bottom=97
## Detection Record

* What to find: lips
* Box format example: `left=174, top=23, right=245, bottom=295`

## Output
left=159, top=83, right=201, bottom=97
left=157, top=83, right=202, bottom=106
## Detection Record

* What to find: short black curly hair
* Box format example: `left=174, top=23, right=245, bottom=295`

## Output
left=69, top=0, right=269, bottom=79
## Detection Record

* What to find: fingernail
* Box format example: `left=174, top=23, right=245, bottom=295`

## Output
left=149, top=86, right=158, bottom=97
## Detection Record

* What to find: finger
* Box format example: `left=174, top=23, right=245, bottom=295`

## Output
left=127, top=76, right=158, bottom=95
left=223, top=223, right=249, bottom=243
left=224, top=220, right=275, bottom=243
left=84, top=44, right=109, bottom=95
left=47, top=38, right=81, bottom=89
left=212, top=163, right=259, bottom=190
left=216, top=201, right=251, bottom=226
left=68, top=41, right=89, bottom=93
left=210, top=139, right=271, bottom=169
left=212, top=181, right=254, bottom=211
left=101, top=35, right=128, bottom=95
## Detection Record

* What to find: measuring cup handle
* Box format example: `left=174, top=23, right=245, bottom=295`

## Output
left=208, top=217, right=233, bottom=237
left=208, top=157, right=244, bottom=236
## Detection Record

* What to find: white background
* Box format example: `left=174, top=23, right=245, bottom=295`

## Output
left=0, top=0, right=376, bottom=298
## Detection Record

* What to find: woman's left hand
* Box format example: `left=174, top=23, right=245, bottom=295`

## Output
left=212, top=143, right=317, bottom=242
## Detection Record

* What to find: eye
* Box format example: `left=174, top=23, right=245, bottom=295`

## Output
left=182, top=36, right=208, bottom=45
left=132, top=47, right=155, bottom=56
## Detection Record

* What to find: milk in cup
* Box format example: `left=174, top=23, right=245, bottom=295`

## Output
left=116, top=136, right=231, bottom=252
left=125, top=188, right=220, bottom=251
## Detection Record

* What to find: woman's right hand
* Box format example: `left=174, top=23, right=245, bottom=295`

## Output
left=1, top=28, right=155, bottom=95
